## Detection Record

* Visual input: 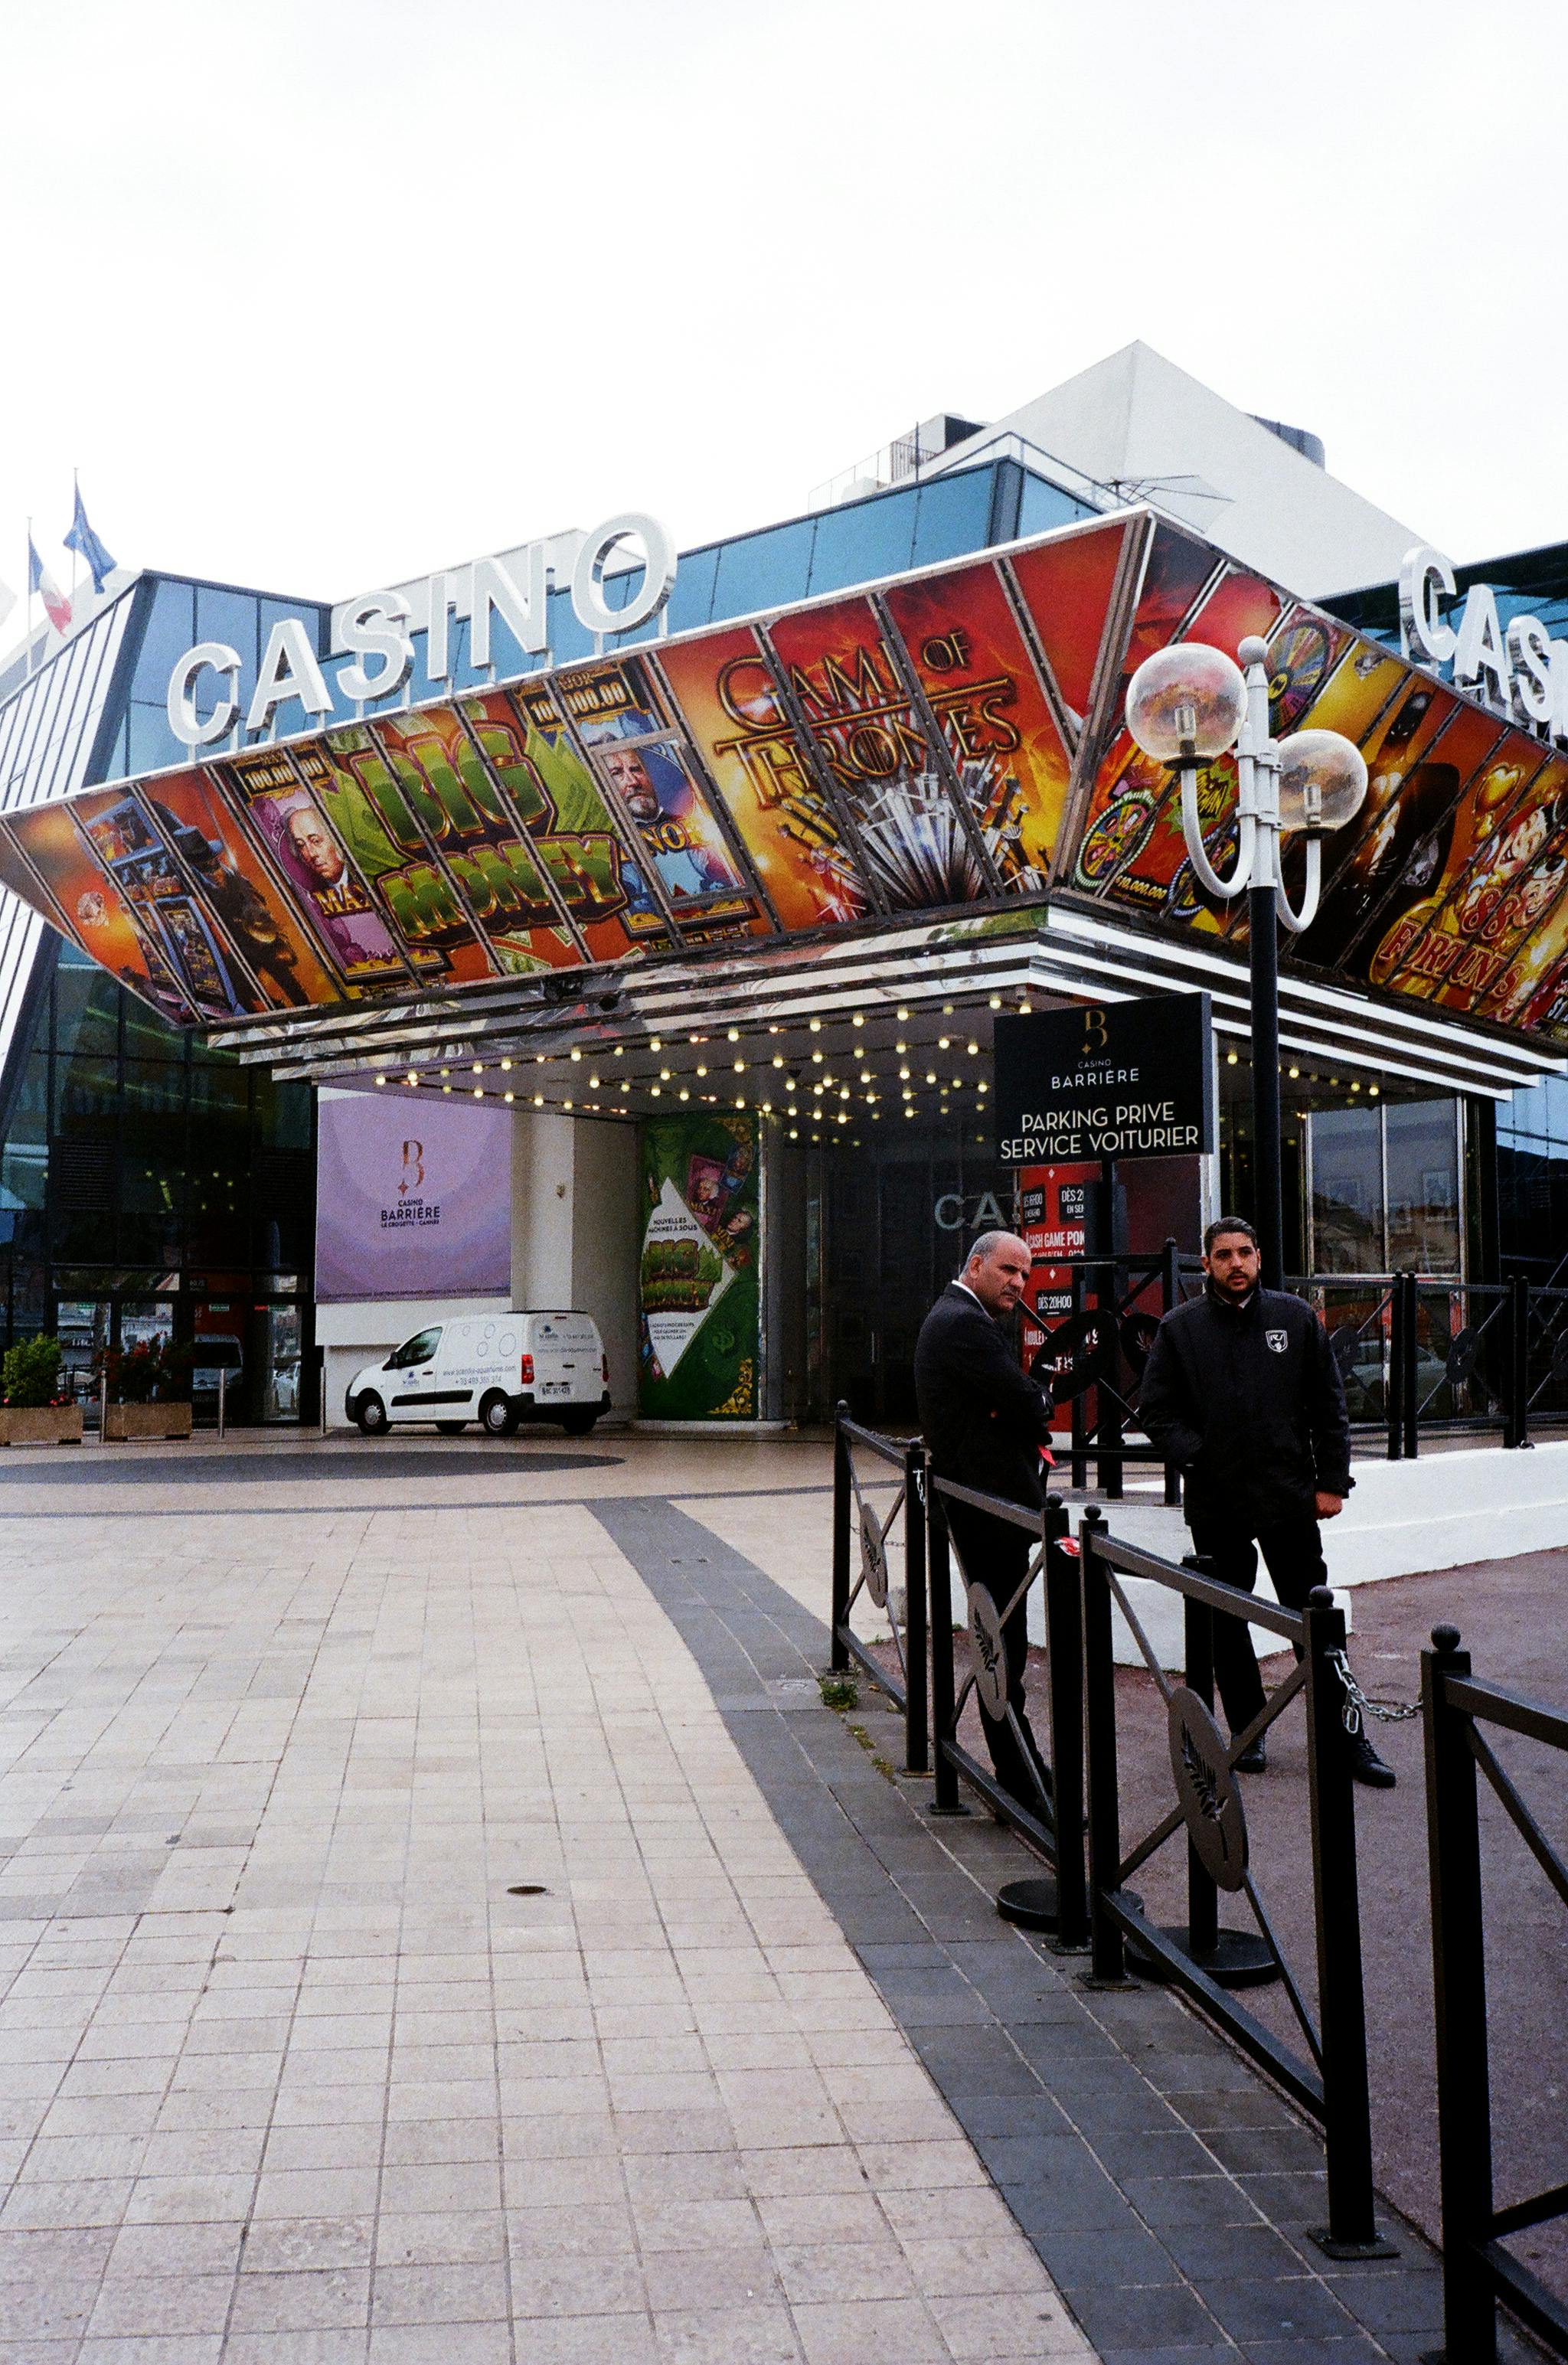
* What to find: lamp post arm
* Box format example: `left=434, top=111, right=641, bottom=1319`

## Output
left=1178, top=763, right=1255, bottom=899
left=1273, top=833, right=1323, bottom=934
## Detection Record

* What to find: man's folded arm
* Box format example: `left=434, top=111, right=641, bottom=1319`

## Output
left=951, top=1311, right=1054, bottom=1439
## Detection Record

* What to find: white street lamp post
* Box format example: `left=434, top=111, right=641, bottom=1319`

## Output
left=1125, top=635, right=1369, bottom=1287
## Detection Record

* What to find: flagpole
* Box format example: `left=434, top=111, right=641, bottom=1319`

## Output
left=68, top=469, right=80, bottom=612
left=24, top=517, right=32, bottom=679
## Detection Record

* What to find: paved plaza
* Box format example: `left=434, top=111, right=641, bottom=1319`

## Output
left=0, top=1432, right=1544, bottom=2363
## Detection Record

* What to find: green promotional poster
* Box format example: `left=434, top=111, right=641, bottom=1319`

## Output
left=638, top=1114, right=759, bottom=1419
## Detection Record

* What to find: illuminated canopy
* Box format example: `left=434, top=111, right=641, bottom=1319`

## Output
left=5, top=507, right=1568, bottom=1070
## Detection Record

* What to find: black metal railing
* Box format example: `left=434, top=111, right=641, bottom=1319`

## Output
left=1034, top=1255, right=1568, bottom=1475
left=926, top=1475, right=1087, bottom=1946
left=1423, top=1625, right=1568, bottom=2362
left=830, top=1404, right=928, bottom=1775
left=1035, top=1243, right=1204, bottom=1503
left=1077, top=1505, right=1390, bottom=2259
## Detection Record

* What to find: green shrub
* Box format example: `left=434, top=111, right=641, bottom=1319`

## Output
left=2, top=1335, right=64, bottom=1409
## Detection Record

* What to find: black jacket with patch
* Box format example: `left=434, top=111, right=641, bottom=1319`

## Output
left=1137, top=1284, right=1353, bottom=1527
left=914, top=1282, right=1055, bottom=1510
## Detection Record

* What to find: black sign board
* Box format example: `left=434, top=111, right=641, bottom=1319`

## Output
left=993, top=992, right=1215, bottom=1167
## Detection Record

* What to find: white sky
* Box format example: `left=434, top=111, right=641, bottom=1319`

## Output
left=1, top=0, right=1561, bottom=612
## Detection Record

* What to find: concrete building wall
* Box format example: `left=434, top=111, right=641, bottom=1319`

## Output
left=941, top=341, right=1423, bottom=599
left=315, top=1108, right=642, bottom=1431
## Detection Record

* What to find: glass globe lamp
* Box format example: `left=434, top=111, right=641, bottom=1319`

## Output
left=1276, top=730, right=1369, bottom=833
left=1124, top=643, right=1247, bottom=763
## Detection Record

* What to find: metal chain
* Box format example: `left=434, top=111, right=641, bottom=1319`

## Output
left=1328, top=1648, right=1421, bottom=1735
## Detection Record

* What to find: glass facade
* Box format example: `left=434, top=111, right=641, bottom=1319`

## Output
left=95, top=461, right=1094, bottom=783
left=1497, top=1073, right=1568, bottom=1280
left=0, top=938, right=314, bottom=1421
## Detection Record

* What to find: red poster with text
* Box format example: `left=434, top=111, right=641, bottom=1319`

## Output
left=1018, top=1162, right=1097, bottom=1432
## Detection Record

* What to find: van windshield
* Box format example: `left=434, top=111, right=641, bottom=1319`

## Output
left=388, top=1327, right=442, bottom=1369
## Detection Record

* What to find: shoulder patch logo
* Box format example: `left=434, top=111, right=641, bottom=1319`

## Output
left=1266, top=1329, right=1289, bottom=1353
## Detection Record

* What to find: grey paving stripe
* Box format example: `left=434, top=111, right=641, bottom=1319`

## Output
left=593, top=1495, right=1534, bottom=2365
left=0, top=1447, right=622, bottom=1485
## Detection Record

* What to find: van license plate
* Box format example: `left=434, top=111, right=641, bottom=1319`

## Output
left=540, top=1380, right=567, bottom=1398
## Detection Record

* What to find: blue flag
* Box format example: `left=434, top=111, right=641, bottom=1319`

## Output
left=63, top=485, right=116, bottom=596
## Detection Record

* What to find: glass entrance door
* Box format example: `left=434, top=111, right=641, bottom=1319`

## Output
left=820, top=1135, right=1014, bottom=1425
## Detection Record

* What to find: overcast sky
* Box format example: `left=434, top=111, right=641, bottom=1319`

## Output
left=1, top=0, right=1560, bottom=620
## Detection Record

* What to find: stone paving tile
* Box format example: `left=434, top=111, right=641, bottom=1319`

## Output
left=0, top=1478, right=1091, bottom=2365
left=640, top=1493, right=1468, bottom=2365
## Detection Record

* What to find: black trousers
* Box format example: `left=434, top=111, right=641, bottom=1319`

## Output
left=1186, top=1510, right=1328, bottom=1737
left=945, top=1504, right=1052, bottom=1813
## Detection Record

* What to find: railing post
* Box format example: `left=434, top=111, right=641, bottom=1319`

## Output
left=1386, top=1277, right=1404, bottom=1462
left=1099, top=1263, right=1125, bottom=1503
left=1044, top=1499, right=1087, bottom=1949
left=217, top=1366, right=227, bottom=1442
left=903, top=1441, right=928, bottom=1775
left=1505, top=1273, right=1531, bottom=1451
left=1302, top=1586, right=1386, bottom=2257
left=830, top=1402, right=851, bottom=1674
left=1423, top=1622, right=1498, bottom=2364
left=1080, top=1506, right=1127, bottom=1983
left=1161, top=1238, right=1181, bottom=1507
left=1181, top=1582, right=1220, bottom=1962
left=926, top=1496, right=965, bottom=1816
left=1070, top=1267, right=1087, bottom=1493
left=1402, top=1272, right=1419, bottom=1462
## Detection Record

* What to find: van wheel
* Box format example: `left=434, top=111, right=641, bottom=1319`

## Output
left=355, top=1393, right=387, bottom=1436
left=561, top=1410, right=598, bottom=1438
left=479, top=1392, right=518, bottom=1438
left=436, top=1421, right=467, bottom=1436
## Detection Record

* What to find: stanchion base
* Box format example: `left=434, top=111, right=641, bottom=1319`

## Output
left=995, top=1878, right=1059, bottom=1931
left=1306, top=2226, right=1399, bottom=2262
left=1133, top=1924, right=1280, bottom=1989
left=926, top=1801, right=972, bottom=1818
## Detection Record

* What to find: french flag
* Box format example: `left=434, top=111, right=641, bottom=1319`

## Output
left=28, top=534, right=70, bottom=635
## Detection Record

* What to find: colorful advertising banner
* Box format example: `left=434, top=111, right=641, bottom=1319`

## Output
left=638, top=1113, right=759, bottom=1420
left=315, top=1092, right=512, bottom=1304
left=18, top=507, right=1568, bottom=1048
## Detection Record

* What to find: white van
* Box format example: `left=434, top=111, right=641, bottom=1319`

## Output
left=345, top=1311, right=609, bottom=1439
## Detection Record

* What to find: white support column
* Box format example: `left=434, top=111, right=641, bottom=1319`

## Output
left=509, top=1110, right=639, bottom=1419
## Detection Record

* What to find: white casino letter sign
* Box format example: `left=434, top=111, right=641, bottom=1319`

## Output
left=166, top=642, right=243, bottom=748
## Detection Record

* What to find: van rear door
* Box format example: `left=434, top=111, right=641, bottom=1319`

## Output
left=526, top=1312, right=600, bottom=1406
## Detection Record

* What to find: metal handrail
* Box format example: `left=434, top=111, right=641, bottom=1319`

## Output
left=1079, top=1506, right=1388, bottom=2260
left=1423, top=1625, right=1568, bottom=2360
left=831, top=1403, right=927, bottom=1775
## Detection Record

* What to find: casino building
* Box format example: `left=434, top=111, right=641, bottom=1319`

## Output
left=1, top=342, right=1565, bottom=1429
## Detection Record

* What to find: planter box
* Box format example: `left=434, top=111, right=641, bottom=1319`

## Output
left=0, top=1405, right=83, bottom=1446
left=104, top=1403, right=193, bottom=1442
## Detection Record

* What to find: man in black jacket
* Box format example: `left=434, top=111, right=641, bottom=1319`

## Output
left=1138, top=1214, right=1395, bottom=1788
left=914, top=1230, right=1056, bottom=1810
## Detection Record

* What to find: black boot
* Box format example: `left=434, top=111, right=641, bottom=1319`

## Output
left=1347, top=1730, right=1396, bottom=1788
left=1231, top=1736, right=1266, bottom=1774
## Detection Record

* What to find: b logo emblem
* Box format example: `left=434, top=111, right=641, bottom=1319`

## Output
left=1266, top=1329, right=1288, bottom=1354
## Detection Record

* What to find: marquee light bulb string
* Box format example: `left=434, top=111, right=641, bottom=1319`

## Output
left=364, top=1002, right=1387, bottom=1135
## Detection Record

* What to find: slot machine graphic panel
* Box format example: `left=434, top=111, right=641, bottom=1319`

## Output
left=371, top=703, right=585, bottom=975
left=5, top=799, right=198, bottom=1024
left=145, top=766, right=345, bottom=1009
left=881, top=558, right=1075, bottom=886
left=557, top=656, right=763, bottom=943
left=656, top=624, right=868, bottom=932
left=212, top=747, right=416, bottom=989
